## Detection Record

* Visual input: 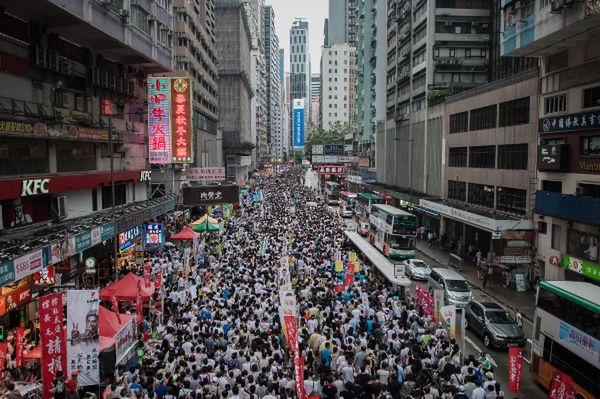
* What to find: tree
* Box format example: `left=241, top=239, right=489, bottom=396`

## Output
left=304, top=122, right=350, bottom=159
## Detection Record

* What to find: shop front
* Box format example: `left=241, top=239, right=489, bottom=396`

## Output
left=560, top=227, right=600, bottom=286
left=118, top=225, right=144, bottom=272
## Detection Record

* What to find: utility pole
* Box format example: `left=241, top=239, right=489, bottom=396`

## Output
left=108, top=115, right=119, bottom=281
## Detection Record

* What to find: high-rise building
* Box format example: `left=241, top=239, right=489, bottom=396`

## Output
left=500, top=0, right=600, bottom=288
left=310, top=74, right=322, bottom=128
left=311, top=74, right=321, bottom=100
left=264, top=6, right=284, bottom=159
left=324, top=18, right=330, bottom=46
left=377, top=0, right=492, bottom=200
left=173, top=0, right=221, bottom=167
left=0, top=0, right=176, bottom=304
left=321, top=44, right=356, bottom=130
left=216, top=0, right=254, bottom=182
left=328, top=0, right=358, bottom=46
left=289, top=19, right=311, bottom=139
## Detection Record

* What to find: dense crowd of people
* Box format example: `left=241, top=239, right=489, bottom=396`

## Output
left=97, top=167, right=507, bottom=399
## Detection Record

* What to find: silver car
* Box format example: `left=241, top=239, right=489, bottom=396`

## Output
left=404, top=259, right=431, bottom=280
left=339, top=205, right=353, bottom=218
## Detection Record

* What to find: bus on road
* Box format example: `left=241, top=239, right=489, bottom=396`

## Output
left=324, top=181, right=341, bottom=205
left=368, top=204, right=417, bottom=260
left=339, top=191, right=357, bottom=207
left=355, top=192, right=386, bottom=224
left=531, top=280, right=600, bottom=398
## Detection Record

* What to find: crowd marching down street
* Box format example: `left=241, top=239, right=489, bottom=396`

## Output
left=91, top=167, right=507, bottom=399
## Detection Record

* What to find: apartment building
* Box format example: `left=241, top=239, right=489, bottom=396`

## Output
left=321, top=43, right=357, bottom=129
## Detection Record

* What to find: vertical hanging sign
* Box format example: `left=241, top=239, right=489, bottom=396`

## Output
left=148, top=77, right=171, bottom=164
left=293, top=98, right=305, bottom=148
left=170, top=77, right=193, bottom=163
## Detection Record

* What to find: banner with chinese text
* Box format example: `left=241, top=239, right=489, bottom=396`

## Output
left=147, top=78, right=171, bottom=164
left=40, top=293, right=66, bottom=399
left=67, top=290, right=99, bottom=386
left=115, top=318, right=137, bottom=365
left=548, top=370, right=574, bottom=399
left=508, top=347, right=524, bottom=393
left=170, top=77, right=193, bottom=163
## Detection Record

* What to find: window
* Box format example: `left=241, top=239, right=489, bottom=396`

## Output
left=448, top=180, right=466, bottom=201
left=468, top=183, right=495, bottom=208
left=499, top=97, right=530, bottom=127
left=131, top=5, right=151, bottom=35
left=102, top=184, right=127, bottom=209
left=581, top=136, right=600, bottom=155
left=551, top=224, right=561, bottom=250
left=469, top=145, right=496, bottom=168
left=546, top=50, right=568, bottom=73
left=0, top=139, right=49, bottom=176
left=497, top=144, right=528, bottom=170
left=583, top=86, right=600, bottom=109
left=449, top=111, right=469, bottom=133
left=56, top=142, right=96, bottom=172
left=448, top=147, right=467, bottom=167
left=470, top=105, right=497, bottom=130
left=496, top=186, right=527, bottom=215
left=542, top=180, right=562, bottom=193
left=567, top=228, right=600, bottom=263
left=544, top=94, right=567, bottom=115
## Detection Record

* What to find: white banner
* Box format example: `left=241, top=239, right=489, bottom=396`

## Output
left=115, top=318, right=137, bottom=365
left=13, top=249, right=43, bottom=280
left=186, top=167, right=226, bottom=182
left=67, top=290, right=99, bottom=386
left=312, top=155, right=358, bottom=163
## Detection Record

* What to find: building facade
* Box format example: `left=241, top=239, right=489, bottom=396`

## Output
left=264, top=6, right=284, bottom=160
left=500, top=0, right=600, bottom=287
left=216, top=0, right=254, bottom=182
left=289, top=19, right=311, bottom=135
left=328, top=0, right=358, bottom=46
left=0, top=0, right=176, bottom=322
left=173, top=0, right=221, bottom=168
left=321, top=43, right=356, bottom=130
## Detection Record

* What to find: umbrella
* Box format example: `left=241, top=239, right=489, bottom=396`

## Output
left=191, top=214, right=221, bottom=233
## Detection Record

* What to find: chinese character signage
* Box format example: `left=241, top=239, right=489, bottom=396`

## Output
left=148, top=77, right=171, bottom=164
left=39, top=293, right=66, bottom=399
left=317, top=165, right=345, bottom=175
left=507, top=347, right=524, bottom=393
left=557, top=321, right=600, bottom=367
left=67, top=290, right=99, bottom=386
left=13, top=249, right=43, bottom=281
left=144, top=223, right=164, bottom=246
left=115, top=318, right=137, bottom=365
left=119, top=225, right=142, bottom=252
left=170, top=78, right=193, bottom=163
left=293, top=99, right=305, bottom=148
left=182, top=185, right=240, bottom=206
left=548, top=370, right=574, bottom=399
left=539, top=110, right=600, bottom=133
left=186, top=167, right=226, bottom=182
left=537, top=144, right=568, bottom=171
left=323, top=144, right=345, bottom=155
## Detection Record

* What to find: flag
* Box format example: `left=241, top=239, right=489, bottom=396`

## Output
left=345, top=263, right=355, bottom=287
left=548, top=370, right=575, bottom=399
left=41, top=293, right=67, bottom=399
left=144, top=265, right=151, bottom=288
left=508, top=347, right=524, bottom=393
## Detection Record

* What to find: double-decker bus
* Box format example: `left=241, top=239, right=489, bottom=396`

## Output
left=368, top=204, right=417, bottom=260
left=355, top=192, right=386, bottom=223
left=324, top=181, right=341, bottom=205
left=531, top=280, right=600, bottom=398
left=339, top=191, right=357, bottom=207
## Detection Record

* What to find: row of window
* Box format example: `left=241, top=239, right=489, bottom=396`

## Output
left=449, top=97, right=530, bottom=133
left=544, top=86, right=600, bottom=115
left=447, top=181, right=527, bottom=214
left=448, top=144, right=528, bottom=170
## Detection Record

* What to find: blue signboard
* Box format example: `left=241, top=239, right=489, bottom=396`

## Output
left=539, top=110, right=600, bottom=133
left=293, top=108, right=305, bottom=148
left=144, top=223, right=164, bottom=246
left=323, top=144, right=345, bottom=155
left=119, top=225, right=142, bottom=252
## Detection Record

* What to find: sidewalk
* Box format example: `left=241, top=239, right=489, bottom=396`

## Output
left=416, top=241, right=537, bottom=322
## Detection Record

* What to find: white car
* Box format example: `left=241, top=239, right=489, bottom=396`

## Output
left=405, top=259, right=432, bottom=280
left=339, top=205, right=353, bottom=218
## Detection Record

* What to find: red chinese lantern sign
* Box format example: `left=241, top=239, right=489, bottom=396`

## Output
left=170, top=78, right=193, bottom=163
left=148, top=77, right=171, bottom=164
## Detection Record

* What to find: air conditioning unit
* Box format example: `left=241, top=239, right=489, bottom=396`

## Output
left=575, top=187, right=589, bottom=196
left=120, top=9, right=129, bottom=17
left=53, top=196, right=67, bottom=221
left=441, top=81, right=450, bottom=87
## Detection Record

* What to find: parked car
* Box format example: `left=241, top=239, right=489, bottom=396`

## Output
left=358, top=221, right=369, bottom=236
left=465, top=299, right=526, bottom=348
left=427, top=268, right=473, bottom=307
left=404, top=259, right=431, bottom=280
left=339, top=205, right=354, bottom=218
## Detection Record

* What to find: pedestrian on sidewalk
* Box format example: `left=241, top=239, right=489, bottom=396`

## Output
left=487, top=263, right=494, bottom=288
left=428, top=231, right=433, bottom=248
left=515, top=309, right=523, bottom=330
left=475, top=250, right=483, bottom=279
left=482, top=262, right=489, bottom=288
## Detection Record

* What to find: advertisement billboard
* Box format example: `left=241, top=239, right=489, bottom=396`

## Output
left=170, top=77, right=193, bottom=163
left=67, top=290, right=99, bottom=386
left=186, top=167, right=226, bottom=182
left=182, top=185, right=240, bottom=206
left=144, top=223, right=164, bottom=246
left=293, top=99, right=305, bottom=148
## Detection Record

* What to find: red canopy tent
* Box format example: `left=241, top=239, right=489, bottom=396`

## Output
left=99, top=272, right=155, bottom=302
left=98, top=305, right=138, bottom=351
left=170, top=226, right=198, bottom=240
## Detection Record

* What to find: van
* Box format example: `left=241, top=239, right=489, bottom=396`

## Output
left=427, top=267, right=473, bottom=307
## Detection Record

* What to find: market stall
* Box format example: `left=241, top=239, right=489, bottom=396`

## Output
left=169, top=226, right=198, bottom=240
left=191, top=214, right=221, bottom=233
left=99, top=273, right=155, bottom=302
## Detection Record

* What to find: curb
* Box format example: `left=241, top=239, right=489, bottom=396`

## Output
left=416, top=249, right=535, bottom=323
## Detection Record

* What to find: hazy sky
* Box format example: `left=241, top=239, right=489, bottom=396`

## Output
left=265, top=0, right=328, bottom=74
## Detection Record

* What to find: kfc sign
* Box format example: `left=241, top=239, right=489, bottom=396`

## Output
left=21, top=178, right=50, bottom=196
left=139, top=170, right=152, bottom=182
left=317, top=165, right=345, bottom=175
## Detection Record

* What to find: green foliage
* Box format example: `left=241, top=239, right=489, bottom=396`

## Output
left=288, top=149, right=304, bottom=161
left=304, top=122, right=350, bottom=159
left=427, top=89, right=450, bottom=106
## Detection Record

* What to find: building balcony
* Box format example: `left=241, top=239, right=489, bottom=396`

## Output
left=435, top=33, right=490, bottom=43
left=501, top=0, right=600, bottom=57
left=535, top=191, right=600, bottom=225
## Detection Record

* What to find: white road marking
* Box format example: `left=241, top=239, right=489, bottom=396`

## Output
left=465, top=336, right=498, bottom=367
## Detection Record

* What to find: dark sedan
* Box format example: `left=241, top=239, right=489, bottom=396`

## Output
left=465, top=300, right=526, bottom=348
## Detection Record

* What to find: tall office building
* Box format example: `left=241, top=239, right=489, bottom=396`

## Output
left=311, top=74, right=322, bottom=128
left=324, top=18, right=330, bottom=46
left=264, top=6, right=284, bottom=159
left=289, top=19, right=311, bottom=136
left=216, top=0, right=254, bottom=182
left=321, top=44, right=356, bottom=130
left=328, top=0, right=358, bottom=46
left=173, top=0, right=221, bottom=167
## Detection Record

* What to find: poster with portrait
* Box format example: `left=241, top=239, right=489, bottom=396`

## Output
left=67, top=290, right=99, bottom=386
left=1, top=196, right=51, bottom=230
left=278, top=265, right=291, bottom=286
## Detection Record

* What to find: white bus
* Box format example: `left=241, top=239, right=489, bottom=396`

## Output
left=531, top=280, right=600, bottom=398
left=324, top=181, right=341, bottom=205
left=368, top=204, right=417, bottom=260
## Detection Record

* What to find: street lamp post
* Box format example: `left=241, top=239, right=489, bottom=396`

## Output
left=108, top=115, right=119, bottom=281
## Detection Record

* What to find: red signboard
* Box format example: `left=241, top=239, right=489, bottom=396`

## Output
left=548, top=370, right=575, bottom=399
left=283, top=315, right=299, bottom=354
left=148, top=77, right=171, bottom=164
left=294, top=356, right=306, bottom=399
left=170, top=78, right=193, bottom=163
left=508, top=347, right=524, bottom=393
left=155, top=267, right=163, bottom=289
left=144, top=265, right=151, bottom=288
left=0, top=50, right=28, bottom=77
left=317, top=165, right=344, bottom=175
left=15, top=327, right=24, bottom=367
left=0, top=342, right=6, bottom=379
left=0, top=284, right=32, bottom=316
left=39, top=293, right=66, bottom=399
left=136, top=280, right=143, bottom=316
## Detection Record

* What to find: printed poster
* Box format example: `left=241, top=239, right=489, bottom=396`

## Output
left=67, top=290, right=99, bottom=386
left=508, top=347, right=524, bottom=393
left=440, top=305, right=456, bottom=340
left=115, top=318, right=137, bottom=365
left=39, top=293, right=66, bottom=399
